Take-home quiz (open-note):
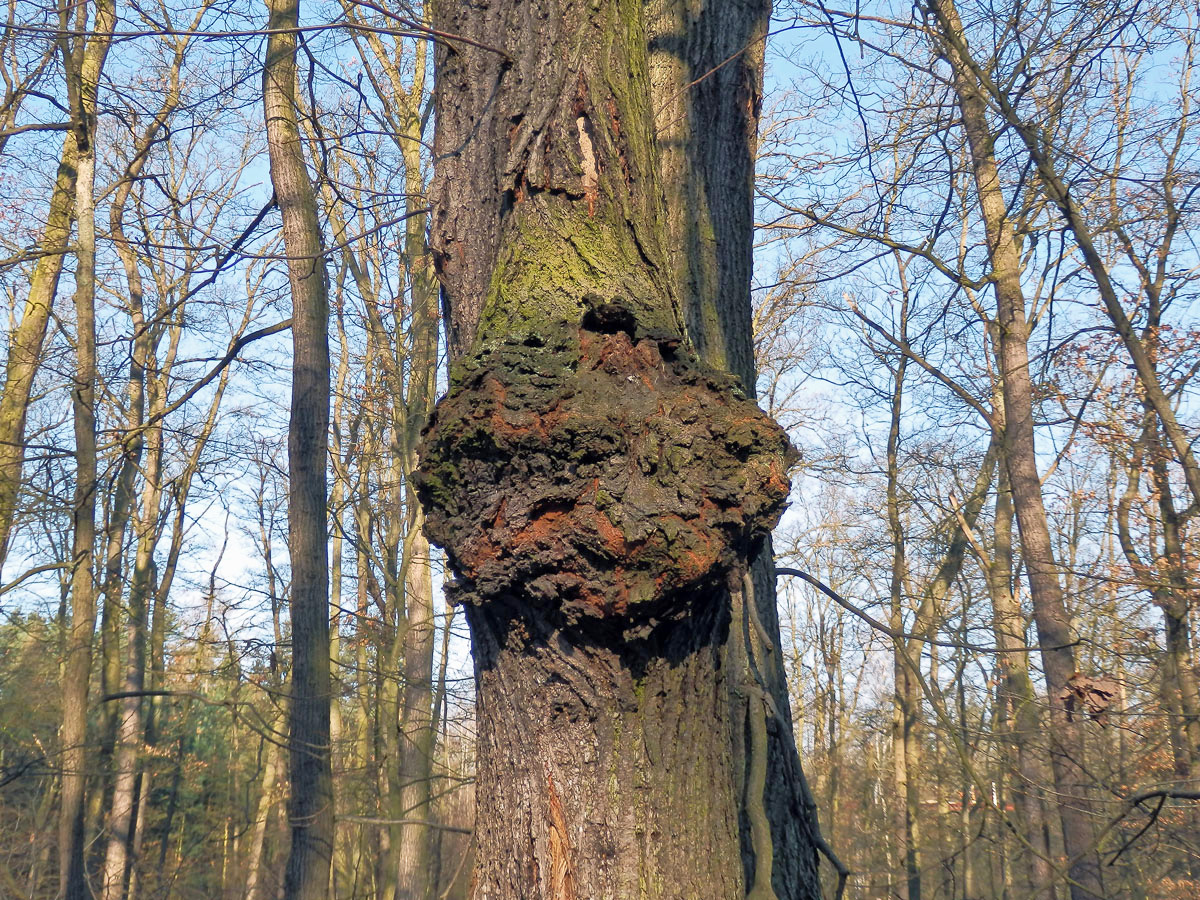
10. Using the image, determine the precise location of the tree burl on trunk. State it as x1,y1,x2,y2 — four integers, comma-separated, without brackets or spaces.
417,304,796,638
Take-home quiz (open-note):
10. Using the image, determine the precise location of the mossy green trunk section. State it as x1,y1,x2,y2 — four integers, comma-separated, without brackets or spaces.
431,0,677,356
427,0,801,896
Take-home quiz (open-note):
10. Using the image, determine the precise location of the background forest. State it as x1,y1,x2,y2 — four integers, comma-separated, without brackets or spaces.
0,1,1197,899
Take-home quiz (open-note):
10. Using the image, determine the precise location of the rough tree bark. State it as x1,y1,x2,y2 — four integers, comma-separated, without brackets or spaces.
262,0,334,897
423,0,810,896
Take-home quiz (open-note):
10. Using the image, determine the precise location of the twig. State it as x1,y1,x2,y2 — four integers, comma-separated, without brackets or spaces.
775,566,1070,654
338,815,472,835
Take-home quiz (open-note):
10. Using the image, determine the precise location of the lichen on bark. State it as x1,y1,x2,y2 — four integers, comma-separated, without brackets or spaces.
416,303,796,636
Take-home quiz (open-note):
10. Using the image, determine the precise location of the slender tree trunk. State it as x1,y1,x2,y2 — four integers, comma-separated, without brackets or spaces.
329,431,345,898
886,335,922,900
97,88,175,781
99,599,146,900
932,3,1105,894
97,89,185,896
246,741,283,900
988,463,1054,897
394,86,440,900
62,126,100,900
100,405,163,900
393,520,436,900
929,5,1200,512
378,557,403,900
262,1,334,897
957,661,974,900
1150,436,1200,771
0,134,76,564
58,0,115,883
353,522,374,899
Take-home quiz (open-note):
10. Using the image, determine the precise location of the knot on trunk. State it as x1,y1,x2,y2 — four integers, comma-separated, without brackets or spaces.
416,323,796,629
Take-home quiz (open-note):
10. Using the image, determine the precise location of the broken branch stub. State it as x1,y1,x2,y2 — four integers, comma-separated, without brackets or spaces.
416,315,797,632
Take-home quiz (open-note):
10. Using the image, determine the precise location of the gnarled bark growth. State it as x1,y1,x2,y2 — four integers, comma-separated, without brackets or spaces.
421,315,793,628
417,314,795,895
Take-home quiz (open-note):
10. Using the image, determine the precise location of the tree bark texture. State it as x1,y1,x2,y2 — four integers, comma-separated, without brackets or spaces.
426,0,804,895
644,5,819,894
263,1,335,898
645,0,766,392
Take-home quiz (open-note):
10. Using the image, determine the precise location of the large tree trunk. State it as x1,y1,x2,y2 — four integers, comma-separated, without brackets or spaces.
425,0,803,895
262,1,334,897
